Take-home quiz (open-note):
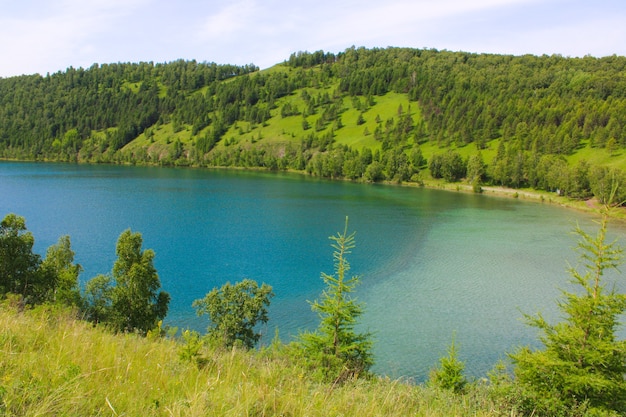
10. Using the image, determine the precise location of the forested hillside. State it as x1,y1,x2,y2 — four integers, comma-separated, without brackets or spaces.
2,47,626,201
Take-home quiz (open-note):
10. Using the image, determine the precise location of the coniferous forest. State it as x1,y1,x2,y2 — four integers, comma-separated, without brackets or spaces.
2,47,626,202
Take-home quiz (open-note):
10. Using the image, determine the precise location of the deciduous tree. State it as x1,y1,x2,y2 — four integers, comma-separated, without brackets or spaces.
84,229,170,334
193,279,273,349
466,152,485,190
40,235,82,306
0,214,43,302
110,229,170,333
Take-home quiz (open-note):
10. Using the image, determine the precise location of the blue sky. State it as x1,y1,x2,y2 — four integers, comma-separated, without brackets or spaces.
1,0,625,77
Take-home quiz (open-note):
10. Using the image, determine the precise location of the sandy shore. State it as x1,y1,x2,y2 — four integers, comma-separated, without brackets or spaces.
415,180,626,222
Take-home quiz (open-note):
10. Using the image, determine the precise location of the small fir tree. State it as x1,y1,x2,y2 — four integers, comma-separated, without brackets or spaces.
297,217,373,382
429,335,468,394
510,205,626,415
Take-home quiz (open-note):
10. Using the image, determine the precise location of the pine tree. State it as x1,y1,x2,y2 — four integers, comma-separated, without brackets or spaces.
510,204,626,415
297,217,373,382
429,336,467,394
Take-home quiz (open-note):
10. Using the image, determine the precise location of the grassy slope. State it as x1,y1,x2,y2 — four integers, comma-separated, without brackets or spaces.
123,64,417,156
567,139,626,168
0,305,509,416
216,87,419,155
128,85,622,168
122,64,626,177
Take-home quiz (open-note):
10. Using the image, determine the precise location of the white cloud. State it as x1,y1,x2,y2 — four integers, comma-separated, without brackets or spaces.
498,16,626,57
1,0,625,77
227,0,547,64
0,0,149,76
198,0,257,39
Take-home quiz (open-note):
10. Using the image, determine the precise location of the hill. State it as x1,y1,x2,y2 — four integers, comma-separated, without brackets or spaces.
2,47,626,201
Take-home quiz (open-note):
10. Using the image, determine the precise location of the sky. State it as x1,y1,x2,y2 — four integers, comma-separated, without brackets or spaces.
1,0,625,78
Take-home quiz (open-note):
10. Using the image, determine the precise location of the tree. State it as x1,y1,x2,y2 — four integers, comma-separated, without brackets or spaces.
0,214,43,302
1,215,81,306
606,136,618,156
193,279,273,349
85,229,170,333
429,153,444,179
111,229,170,333
590,167,626,205
566,159,592,199
40,235,83,306
489,140,509,186
510,204,626,415
441,150,466,182
429,336,468,394
297,217,373,382
409,144,426,171
466,152,485,191
363,160,384,182
83,274,113,325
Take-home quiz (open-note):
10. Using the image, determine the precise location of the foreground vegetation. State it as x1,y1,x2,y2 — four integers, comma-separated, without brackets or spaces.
0,304,512,417
0,215,505,416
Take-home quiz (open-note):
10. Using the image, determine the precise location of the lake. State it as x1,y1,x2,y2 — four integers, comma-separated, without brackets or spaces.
1,161,624,381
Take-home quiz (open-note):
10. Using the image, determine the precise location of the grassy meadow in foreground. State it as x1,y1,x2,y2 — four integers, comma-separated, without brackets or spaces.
0,304,510,416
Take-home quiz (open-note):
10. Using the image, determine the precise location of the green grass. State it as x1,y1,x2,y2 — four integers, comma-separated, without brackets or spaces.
566,139,626,168
0,304,514,416
130,79,425,157
122,122,195,161
336,93,416,150
209,90,422,157
117,68,626,185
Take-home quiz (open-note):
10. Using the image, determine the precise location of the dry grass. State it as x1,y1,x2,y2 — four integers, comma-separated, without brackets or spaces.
0,304,513,416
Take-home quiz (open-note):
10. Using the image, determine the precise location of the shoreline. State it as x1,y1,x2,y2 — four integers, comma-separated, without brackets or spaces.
399,178,626,222
2,157,623,221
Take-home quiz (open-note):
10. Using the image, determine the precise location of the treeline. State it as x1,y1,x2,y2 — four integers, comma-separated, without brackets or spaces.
0,213,169,334
0,60,259,159
326,47,626,152
2,47,626,201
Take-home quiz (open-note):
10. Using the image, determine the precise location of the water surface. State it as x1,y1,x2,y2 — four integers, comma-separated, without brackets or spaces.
1,161,624,380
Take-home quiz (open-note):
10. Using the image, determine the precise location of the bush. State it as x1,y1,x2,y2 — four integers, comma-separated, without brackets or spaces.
193,279,273,349
429,337,467,394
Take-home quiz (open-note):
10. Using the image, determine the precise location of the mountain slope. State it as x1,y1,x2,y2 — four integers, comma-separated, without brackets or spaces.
2,47,626,201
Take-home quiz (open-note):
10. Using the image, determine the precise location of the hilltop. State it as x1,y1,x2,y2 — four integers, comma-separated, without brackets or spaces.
2,47,626,203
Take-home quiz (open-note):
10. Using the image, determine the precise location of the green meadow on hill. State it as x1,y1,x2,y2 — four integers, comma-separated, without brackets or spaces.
2,47,626,204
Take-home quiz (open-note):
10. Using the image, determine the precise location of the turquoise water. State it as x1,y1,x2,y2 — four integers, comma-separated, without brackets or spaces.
1,161,624,380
